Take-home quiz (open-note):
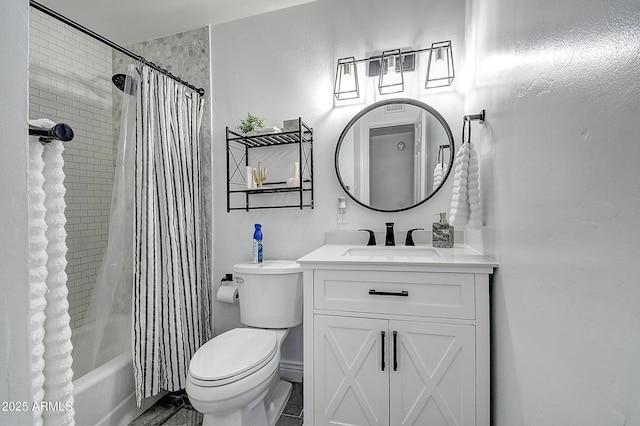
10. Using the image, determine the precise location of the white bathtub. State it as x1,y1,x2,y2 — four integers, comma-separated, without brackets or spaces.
71,318,162,426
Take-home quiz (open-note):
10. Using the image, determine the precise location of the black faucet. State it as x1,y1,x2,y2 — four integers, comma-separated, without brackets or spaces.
385,222,395,246
404,228,424,246
359,229,377,246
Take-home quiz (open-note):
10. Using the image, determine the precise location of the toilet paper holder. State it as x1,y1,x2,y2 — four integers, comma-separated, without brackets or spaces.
218,274,240,304
221,273,244,284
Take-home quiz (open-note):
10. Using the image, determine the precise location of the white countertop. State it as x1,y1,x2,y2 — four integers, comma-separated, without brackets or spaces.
297,244,498,273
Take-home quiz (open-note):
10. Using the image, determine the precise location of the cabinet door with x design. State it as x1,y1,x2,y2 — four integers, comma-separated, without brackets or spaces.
314,315,390,425
390,320,475,426
314,315,475,426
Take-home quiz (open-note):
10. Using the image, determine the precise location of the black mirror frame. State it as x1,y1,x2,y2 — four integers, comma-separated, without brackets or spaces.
334,98,455,212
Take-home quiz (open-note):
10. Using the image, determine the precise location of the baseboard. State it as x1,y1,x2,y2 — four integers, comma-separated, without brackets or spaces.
279,359,303,383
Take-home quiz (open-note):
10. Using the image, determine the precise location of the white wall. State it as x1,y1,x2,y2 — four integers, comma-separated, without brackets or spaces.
0,1,32,425
466,0,640,424
210,0,466,364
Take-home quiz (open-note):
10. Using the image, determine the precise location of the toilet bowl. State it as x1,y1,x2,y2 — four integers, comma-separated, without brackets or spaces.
186,328,289,426
186,260,302,426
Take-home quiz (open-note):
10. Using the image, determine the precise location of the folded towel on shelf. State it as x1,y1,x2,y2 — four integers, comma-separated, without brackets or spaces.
449,142,482,230
255,126,281,134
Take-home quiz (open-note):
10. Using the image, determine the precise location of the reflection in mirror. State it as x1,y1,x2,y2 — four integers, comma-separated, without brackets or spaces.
335,99,454,212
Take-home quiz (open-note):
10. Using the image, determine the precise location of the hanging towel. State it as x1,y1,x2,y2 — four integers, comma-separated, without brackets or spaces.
449,142,482,230
41,141,75,425
29,142,48,426
432,161,448,190
467,143,482,230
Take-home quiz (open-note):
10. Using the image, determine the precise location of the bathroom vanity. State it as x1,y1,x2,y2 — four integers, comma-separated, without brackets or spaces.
298,243,497,426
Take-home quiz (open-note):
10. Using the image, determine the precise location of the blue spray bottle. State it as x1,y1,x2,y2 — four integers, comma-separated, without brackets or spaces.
252,224,263,264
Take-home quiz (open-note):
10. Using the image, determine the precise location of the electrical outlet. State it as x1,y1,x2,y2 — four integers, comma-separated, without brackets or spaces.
337,208,348,224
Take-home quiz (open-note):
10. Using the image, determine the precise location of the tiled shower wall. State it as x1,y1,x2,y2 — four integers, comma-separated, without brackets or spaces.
29,9,114,330
29,12,211,330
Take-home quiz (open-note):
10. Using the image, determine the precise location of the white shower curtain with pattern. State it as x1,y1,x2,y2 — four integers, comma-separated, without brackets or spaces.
132,64,212,406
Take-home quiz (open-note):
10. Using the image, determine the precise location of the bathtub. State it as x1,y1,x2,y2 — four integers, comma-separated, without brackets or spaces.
71,318,162,425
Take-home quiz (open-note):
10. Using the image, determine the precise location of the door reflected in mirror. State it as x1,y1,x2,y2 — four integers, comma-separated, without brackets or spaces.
335,99,454,212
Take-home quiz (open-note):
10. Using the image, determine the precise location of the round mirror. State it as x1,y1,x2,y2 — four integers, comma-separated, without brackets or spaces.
335,98,455,212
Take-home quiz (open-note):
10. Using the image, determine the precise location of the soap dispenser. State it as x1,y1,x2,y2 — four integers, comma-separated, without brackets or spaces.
432,213,454,248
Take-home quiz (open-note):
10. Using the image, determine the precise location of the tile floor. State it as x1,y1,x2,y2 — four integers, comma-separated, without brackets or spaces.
129,381,303,426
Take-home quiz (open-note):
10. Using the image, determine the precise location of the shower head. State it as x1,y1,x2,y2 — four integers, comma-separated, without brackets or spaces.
112,73,136,94
112,73,126,91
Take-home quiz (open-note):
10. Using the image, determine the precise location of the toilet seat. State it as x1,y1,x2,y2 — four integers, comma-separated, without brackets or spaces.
188,328,278,387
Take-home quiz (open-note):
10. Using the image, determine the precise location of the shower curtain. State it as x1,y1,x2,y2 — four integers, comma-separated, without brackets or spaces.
76,66,138,374
77,63,211,407
132,64,212,405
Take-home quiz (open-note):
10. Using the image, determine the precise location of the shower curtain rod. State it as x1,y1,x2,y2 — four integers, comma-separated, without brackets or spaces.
29,0,206,97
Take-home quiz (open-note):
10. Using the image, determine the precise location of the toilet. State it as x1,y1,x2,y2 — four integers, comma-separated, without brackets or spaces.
186,260,303,426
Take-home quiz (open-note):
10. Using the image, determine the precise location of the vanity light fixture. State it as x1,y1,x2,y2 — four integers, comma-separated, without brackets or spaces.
333,57,359,100
333,40,454,100
425,40,455,89
378,49,404,95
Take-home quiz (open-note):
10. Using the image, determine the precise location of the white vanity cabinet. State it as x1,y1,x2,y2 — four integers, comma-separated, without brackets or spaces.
298,245,496,426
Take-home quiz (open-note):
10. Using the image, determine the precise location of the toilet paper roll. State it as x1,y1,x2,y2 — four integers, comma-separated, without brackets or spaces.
217,284,239,304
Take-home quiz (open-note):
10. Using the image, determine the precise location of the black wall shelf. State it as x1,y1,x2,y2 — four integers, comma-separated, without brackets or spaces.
226,118,314,212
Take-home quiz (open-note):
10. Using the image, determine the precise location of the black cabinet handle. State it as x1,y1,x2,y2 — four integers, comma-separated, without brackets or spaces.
381,331,386,371
369,289,409,297
393,331,398,371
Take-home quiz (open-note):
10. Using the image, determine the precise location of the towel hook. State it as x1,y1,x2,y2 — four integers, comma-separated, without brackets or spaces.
462,109,486,145
462,119,471,145
29,122,74,145
438,144,449,166
464,110,486,123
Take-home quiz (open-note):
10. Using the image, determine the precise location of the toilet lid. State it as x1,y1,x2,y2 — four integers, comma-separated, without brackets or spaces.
189,328,277,385
233,260,301,274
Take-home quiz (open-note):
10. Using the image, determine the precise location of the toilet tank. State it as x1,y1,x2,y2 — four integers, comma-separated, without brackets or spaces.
232,260,302,328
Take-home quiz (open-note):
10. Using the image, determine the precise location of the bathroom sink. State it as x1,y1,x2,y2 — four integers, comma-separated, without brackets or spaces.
342,246,440,260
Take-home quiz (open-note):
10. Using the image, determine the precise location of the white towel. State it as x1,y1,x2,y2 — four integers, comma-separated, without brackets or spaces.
467,145,482,230
29,118,56,129
41,141,75,426
432,161,448,190
29,142,48,426
449,142,482,230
